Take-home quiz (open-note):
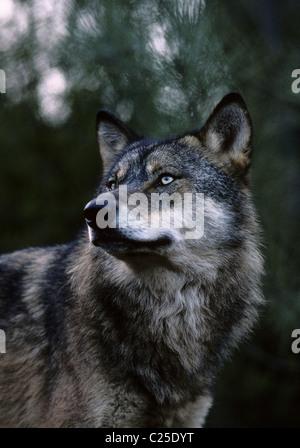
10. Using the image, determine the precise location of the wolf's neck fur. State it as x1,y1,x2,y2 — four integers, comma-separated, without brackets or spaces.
68,238,261,405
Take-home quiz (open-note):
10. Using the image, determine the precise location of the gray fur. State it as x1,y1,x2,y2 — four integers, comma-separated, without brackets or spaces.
0,93,263,427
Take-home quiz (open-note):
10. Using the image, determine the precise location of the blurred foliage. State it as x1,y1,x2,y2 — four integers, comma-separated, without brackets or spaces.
0,0,300,427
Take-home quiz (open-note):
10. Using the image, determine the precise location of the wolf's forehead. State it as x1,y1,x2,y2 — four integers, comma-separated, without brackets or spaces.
114,146,142,177
114,142,175,178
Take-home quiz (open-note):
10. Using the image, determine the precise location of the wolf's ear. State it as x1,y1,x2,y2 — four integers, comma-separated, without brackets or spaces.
200,93,253,174
96,110,140,169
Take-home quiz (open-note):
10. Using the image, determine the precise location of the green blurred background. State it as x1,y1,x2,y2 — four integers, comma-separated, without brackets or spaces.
0,0,299,427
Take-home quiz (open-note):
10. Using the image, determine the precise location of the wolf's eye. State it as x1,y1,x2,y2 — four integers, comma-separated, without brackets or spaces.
160,174,174,185
106,179,118,191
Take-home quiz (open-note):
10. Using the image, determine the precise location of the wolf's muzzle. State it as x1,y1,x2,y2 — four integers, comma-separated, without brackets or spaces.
84,199,103,230
84,197,174,254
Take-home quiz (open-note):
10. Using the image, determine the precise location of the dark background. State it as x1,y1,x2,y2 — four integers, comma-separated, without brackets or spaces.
0,0,299,427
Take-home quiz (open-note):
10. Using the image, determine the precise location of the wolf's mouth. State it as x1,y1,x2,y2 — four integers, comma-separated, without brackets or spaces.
90,229,173,255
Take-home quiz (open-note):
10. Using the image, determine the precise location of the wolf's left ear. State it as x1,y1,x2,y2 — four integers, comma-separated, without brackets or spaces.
96,110,140,169
200,93,253,174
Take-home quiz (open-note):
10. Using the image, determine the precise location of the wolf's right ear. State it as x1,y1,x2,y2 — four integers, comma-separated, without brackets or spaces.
199,93,253,177
96,110,140,169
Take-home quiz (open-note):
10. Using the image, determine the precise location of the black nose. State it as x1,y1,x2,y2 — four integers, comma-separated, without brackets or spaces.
84,199,103,229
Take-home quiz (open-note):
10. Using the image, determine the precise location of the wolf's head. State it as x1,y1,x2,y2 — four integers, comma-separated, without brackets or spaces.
84,93,257,274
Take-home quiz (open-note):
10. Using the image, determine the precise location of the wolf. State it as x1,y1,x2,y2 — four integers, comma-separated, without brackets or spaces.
0,92,263,428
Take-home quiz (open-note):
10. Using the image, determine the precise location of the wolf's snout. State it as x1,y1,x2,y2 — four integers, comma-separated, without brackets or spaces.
84,199,103,229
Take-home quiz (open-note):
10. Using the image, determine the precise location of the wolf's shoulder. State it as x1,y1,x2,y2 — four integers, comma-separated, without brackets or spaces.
0,243,77,300
0,242,76,266
0,243,78,329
